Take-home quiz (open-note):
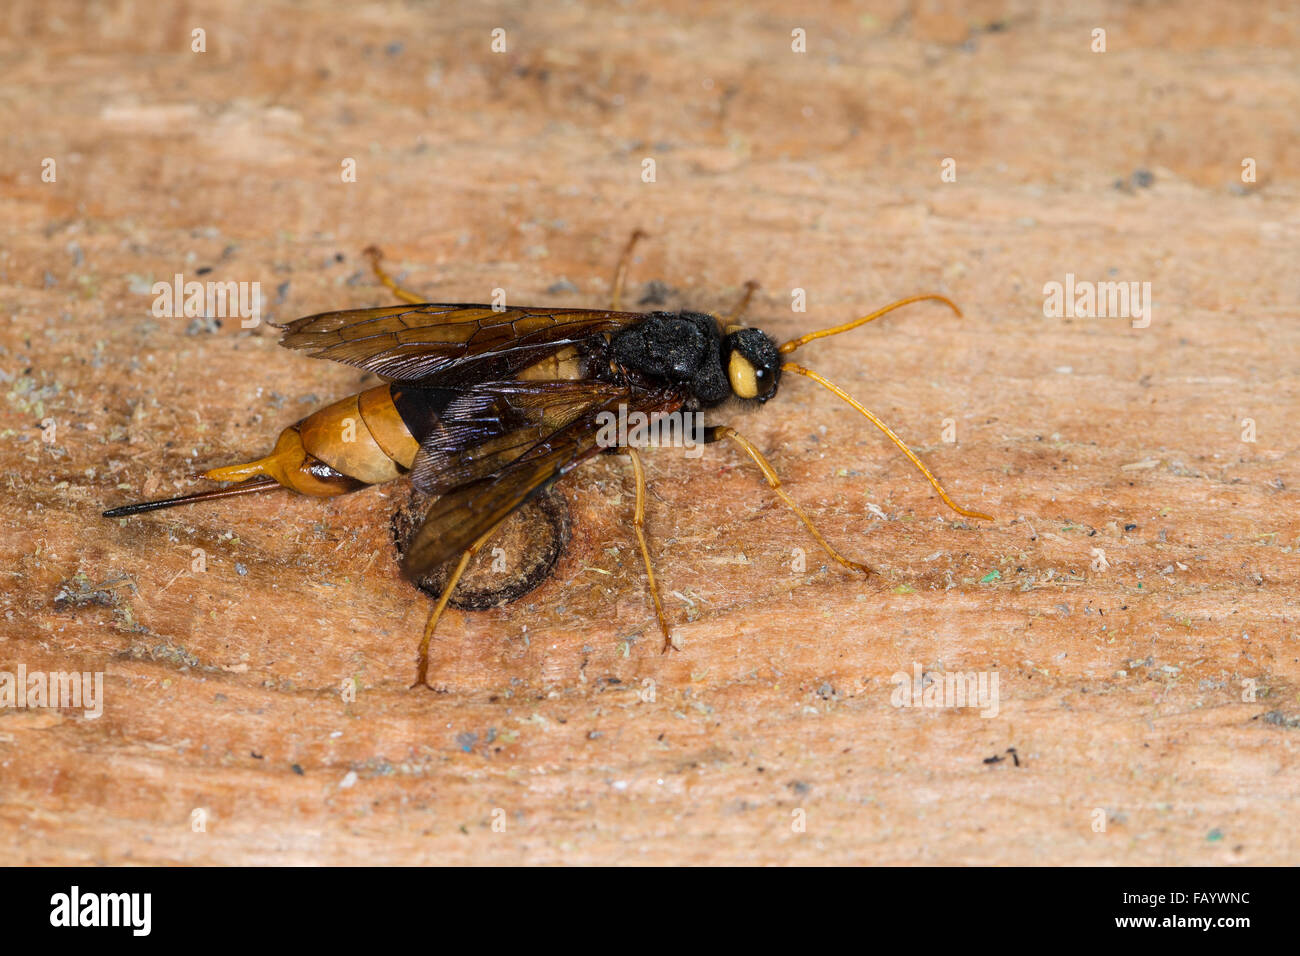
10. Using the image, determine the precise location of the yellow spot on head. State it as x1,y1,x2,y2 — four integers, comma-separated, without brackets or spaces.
728,351,759,398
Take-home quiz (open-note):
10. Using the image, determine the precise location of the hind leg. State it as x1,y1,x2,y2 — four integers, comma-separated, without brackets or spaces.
363,246,426,304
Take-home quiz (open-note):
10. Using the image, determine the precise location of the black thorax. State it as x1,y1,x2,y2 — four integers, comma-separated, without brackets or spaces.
599,311,730,407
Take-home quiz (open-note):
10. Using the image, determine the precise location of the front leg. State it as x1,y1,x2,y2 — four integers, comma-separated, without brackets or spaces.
705,425,872,576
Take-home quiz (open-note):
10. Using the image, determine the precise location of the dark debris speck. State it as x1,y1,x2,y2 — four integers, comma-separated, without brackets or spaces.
1256,710,1300,729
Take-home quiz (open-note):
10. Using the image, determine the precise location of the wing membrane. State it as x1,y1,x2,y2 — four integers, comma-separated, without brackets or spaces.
402,390,682,577
276,299,689,581
408,380,629,495
276,303,641,385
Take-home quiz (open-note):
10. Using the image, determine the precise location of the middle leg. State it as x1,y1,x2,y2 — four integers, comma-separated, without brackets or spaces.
625,446,674,652
610,229,648,311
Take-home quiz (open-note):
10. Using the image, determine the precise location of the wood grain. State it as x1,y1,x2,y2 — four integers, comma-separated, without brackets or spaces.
2,0,1297,865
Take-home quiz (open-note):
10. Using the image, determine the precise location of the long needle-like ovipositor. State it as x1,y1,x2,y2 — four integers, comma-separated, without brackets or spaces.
102,477,283,518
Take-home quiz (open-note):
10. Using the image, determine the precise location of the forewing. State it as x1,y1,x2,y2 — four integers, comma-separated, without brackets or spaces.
401,408,604,578
276,303,641,385
401,390,682,578
408,380,629,496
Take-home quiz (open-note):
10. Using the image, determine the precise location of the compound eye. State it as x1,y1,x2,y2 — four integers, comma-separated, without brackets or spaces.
728,351,760,398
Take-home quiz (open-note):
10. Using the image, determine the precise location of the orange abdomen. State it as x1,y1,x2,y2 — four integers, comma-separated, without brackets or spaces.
298,385,421,483
202,385,420,496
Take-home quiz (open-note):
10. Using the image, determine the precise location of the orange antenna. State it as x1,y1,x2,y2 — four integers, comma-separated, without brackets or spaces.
781,362,992,521
778,294,961,354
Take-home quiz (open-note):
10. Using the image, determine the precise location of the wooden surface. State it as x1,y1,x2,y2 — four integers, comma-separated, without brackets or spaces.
3,0,1298,865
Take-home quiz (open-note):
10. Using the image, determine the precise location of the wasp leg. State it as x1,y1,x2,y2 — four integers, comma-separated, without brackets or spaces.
610,229,647,311
363,245,427,305
626,446,674,652
412,521,505,689
723,280,760,326
707,425,872,576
